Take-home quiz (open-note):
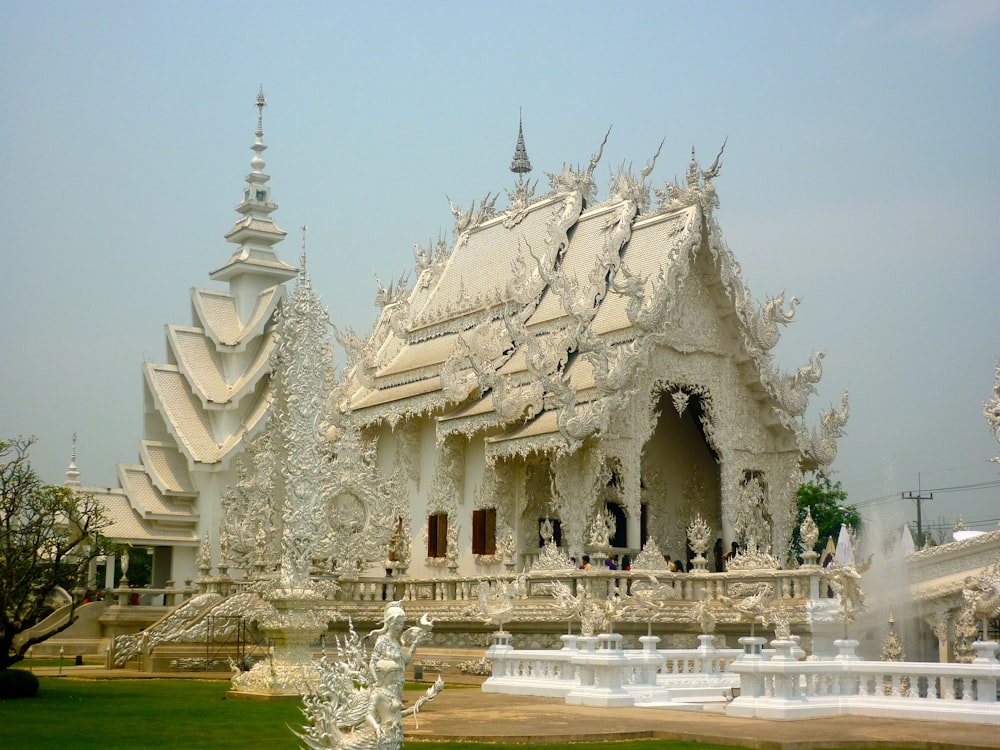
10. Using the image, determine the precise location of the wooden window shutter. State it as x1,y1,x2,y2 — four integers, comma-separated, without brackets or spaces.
428,513,448,558
472,509,485,555
485,507,496,555
473,508,497,555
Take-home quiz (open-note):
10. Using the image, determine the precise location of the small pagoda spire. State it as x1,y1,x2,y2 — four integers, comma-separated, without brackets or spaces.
65,432,81,488
256,85,266,139
509,109,532,183
211,86,295,287
300,223,308,270
251,85,267,175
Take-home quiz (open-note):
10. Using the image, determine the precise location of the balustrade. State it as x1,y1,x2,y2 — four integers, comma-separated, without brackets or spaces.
110,584,196,606
728,644,1000,722
333,567,824,605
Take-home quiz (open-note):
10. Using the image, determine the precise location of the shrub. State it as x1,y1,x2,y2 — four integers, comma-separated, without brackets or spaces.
0,668,40,699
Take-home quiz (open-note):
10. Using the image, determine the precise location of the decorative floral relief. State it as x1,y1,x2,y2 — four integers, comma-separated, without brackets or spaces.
631,536,670,571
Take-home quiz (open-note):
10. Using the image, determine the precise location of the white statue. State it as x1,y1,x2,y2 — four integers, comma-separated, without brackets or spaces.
298,601,442,750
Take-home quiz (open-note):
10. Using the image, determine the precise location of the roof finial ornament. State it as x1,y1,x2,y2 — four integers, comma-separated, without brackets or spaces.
300,223,308,271
249,87,268,176
509,108,532,183
65,432,81,488
256,85,266,139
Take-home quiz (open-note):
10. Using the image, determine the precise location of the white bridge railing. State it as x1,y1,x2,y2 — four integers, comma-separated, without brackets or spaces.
482,632,741,707
480,633,1000,722
727,639,1000,724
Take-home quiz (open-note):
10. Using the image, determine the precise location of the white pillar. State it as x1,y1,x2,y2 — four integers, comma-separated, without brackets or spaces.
626,511,641,551
104,555,116,589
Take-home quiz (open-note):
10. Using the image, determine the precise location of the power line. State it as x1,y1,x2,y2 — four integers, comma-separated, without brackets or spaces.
851,478,1000,508
921,480,1000,494
841,462,999,493
853,493,898,507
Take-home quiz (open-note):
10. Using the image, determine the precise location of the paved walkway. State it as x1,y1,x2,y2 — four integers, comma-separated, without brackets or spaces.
406,689,1000,750
36,666,1000,749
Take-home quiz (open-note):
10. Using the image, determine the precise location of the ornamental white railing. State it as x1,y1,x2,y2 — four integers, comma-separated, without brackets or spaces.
727,639,1000,723
482,632,741,706
481,632,1000,721
334,567,829,604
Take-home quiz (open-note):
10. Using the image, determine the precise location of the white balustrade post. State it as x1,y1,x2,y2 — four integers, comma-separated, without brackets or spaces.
635,635,664,687
833,638,860,661
696,633,719,673
574,635,597,688
566,633,634,707
485,631,513,680
558,635,578,684
972,640,1000,664
737,636,767,662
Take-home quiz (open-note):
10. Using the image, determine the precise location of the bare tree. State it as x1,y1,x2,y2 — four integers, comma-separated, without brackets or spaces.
1,436,113,669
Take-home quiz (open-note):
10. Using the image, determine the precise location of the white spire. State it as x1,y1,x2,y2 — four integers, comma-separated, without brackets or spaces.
65,432,81,488
509,108,532,182
300,223,308,271
210,87,295,286
250,85,267,177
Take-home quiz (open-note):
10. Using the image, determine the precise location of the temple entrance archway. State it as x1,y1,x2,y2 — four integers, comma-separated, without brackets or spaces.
640,387,721,563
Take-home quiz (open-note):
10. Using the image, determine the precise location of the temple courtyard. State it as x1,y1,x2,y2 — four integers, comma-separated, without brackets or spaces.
12,665,1000,750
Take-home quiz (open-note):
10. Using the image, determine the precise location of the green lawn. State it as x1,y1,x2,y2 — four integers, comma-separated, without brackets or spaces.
0,676,908,750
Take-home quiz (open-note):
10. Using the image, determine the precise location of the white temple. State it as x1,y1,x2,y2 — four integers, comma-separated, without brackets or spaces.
78,90,297,587
79,97,854,587
321,126,848,579
48,96,1000,684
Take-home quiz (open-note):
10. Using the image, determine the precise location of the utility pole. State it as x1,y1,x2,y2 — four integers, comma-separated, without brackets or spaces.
902,474,933,544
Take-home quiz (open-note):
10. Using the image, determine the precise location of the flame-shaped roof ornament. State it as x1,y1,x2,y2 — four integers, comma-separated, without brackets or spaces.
509,109,532,182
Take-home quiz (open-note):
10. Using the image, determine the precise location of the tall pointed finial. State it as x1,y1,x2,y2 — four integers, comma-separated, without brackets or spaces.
509,108,532,183
65,432,81,488
256,85,266,139
300,223,308,270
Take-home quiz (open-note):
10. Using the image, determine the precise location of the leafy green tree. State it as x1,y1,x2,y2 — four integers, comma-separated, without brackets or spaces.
1,436,113,669
790,477,861,562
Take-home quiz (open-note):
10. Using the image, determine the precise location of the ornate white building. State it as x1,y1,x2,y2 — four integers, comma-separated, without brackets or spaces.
324,127,848,579
49,102,1000,669
81,91,296,586
83,100,849,588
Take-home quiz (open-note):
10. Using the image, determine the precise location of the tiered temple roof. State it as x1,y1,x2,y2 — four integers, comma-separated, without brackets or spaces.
84,90,295,550
342,134,842,468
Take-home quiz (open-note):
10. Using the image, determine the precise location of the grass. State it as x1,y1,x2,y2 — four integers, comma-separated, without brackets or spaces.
0,678,730,750
0,677,914,750
0,677,302,750
12,657,101,669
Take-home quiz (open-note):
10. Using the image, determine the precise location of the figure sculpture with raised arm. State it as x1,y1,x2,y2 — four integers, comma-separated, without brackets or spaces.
297,601,443,750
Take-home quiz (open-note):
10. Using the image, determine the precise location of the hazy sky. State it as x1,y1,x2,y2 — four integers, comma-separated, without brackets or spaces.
2,1,998,538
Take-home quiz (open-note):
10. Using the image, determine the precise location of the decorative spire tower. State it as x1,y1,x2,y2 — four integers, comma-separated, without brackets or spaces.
211,87,296,316
509,109,532,183
65,432,81,488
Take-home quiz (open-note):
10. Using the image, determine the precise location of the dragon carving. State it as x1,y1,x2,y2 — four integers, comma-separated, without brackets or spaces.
804,391,850,467
985,359,1000,460
763,351,826,417
745,291,799,356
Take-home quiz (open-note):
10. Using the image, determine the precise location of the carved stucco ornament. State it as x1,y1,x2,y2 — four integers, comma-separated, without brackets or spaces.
799,507,820,565
986,358,1000,463
630,536,670,571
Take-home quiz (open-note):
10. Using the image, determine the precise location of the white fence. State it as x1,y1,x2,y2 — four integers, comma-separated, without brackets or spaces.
481,633,1000,723
728,639,1000,724
482,632,741,707
336,567,829,604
